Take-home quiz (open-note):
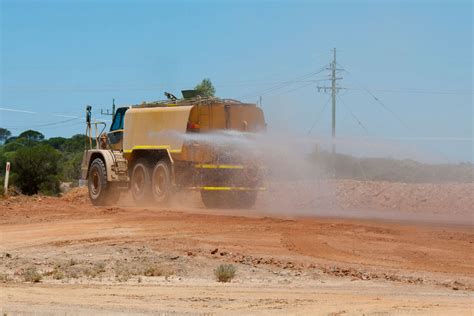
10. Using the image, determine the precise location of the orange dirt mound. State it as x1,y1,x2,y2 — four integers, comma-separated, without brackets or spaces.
61,186,89,203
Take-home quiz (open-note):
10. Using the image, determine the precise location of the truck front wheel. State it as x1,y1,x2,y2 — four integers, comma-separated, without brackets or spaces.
88,158,119,206
131,160,151,204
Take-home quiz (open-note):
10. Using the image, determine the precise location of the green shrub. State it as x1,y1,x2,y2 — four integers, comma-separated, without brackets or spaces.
38,175,60,196
61,151,83,181
12,144,61,195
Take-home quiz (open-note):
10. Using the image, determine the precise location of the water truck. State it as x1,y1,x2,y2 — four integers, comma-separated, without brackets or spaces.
81,92,266,208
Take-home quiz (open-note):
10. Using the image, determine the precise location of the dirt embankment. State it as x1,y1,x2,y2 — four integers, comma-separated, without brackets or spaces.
258,180,474,223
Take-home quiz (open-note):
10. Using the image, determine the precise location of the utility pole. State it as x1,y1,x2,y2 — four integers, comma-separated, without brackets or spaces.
331,48,337,154
317,48,344,154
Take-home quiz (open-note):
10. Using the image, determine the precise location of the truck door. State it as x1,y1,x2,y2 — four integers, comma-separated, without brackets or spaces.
108,107,128,150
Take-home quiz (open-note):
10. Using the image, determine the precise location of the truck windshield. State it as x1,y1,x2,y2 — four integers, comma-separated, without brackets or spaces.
110,108,128,131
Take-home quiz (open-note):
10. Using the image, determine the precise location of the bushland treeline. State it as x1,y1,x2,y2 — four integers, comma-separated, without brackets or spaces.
0,128,87,195
309,150,473,183
0,127,472,196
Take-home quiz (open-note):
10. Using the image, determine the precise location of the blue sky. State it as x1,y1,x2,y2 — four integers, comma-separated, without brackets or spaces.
1,0,472,162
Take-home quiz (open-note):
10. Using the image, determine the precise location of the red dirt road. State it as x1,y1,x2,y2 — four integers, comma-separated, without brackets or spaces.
1,180,473,315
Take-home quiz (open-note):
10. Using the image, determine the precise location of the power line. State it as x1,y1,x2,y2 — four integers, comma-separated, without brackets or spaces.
3,79,338,92
272,80,328,97
239,66,329,100
345,87,473,95
0,107,81,118
356,136,474,141
1,106,108,119
308,96,331,135
337,95,369,135
359,86,410,130
0,107,110,133
5,117,81,129
240,71,326,100
28,117,81,128
337,63,459,163
4,120,86,131
336,62,411,130
5,82,470,95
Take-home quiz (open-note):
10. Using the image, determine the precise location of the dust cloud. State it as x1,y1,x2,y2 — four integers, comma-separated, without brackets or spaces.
169,129,473,223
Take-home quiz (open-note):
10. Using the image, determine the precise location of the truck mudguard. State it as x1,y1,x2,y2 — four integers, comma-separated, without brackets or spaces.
81,149,121,182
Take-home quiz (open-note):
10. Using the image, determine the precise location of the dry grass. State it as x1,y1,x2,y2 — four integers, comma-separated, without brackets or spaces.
45,260,91,280
23,266,42,283
83,261,106,278
113,261,173,282
51,268,65,280
113,262,134,281
0,272,10,283
68,258,78,266
214,264,236,282
143,264,170,277
3,256,175,283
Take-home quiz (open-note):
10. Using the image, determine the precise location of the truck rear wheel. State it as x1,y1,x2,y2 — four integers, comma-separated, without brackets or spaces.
200,191,224,208
131,160,151,204
151,160,172,204
88,158,119,206
233,191,257,208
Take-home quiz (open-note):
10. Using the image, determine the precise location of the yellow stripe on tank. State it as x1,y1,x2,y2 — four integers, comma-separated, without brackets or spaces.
123,145,181,154
198,186,266,191
194,164,244,169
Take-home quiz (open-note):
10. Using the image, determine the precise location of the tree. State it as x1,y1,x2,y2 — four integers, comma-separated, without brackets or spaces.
46,137,67,150
0,151,7,178
194,78,216,97
4,136,18,145
0,128,11,144
46,134,86,152
18,130,45,143
63,134,87,152
2,137,29,152
11,144,61,195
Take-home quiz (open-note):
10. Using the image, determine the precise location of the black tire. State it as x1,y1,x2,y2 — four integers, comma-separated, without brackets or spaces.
151,160,172,204
131,159,152,204
200,191,224,208
234,191,257,209
105,183,121,205
201,190,257,209
88,158,119,206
